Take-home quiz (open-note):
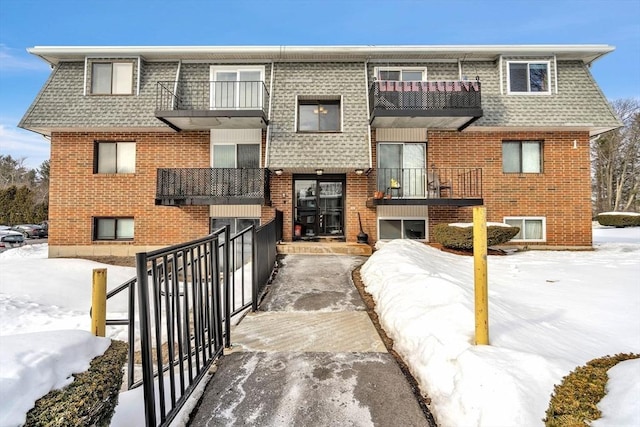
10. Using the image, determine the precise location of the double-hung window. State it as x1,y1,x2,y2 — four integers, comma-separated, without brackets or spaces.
508,62,550,94
91,62,134,95
95,142,136,174
504,217,546,242
94,217,134,241
502,141,542,173
297,99,341,132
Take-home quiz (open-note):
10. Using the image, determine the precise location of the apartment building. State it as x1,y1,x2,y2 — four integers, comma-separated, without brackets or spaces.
19,45,620,257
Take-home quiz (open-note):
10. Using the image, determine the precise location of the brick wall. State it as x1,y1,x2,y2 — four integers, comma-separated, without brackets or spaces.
49,131,211,254
427,130,593,247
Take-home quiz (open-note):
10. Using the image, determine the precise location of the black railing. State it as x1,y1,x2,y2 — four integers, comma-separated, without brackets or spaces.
369,80,481,114
156,80,269,114
156,168,271,205
102,213,283,426
376,167,482,199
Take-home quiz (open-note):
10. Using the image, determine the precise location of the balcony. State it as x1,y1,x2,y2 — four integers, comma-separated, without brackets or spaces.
369,81,483,130
155,81,269,131
155,168,271,206
369,167,483,207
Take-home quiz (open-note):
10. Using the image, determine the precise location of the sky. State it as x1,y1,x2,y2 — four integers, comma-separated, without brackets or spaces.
0,0,639,169
1,226,639,426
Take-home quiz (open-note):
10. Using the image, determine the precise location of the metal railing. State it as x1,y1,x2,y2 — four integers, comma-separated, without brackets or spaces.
156,80,269,114
103,212,283,426
376,167,482,199
369,80,481,115
156,168,271,205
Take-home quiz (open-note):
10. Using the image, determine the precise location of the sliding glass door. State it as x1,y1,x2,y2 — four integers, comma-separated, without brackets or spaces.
378,143,426,198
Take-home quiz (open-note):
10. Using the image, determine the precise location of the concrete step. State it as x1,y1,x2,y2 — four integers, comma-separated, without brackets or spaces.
276,242,372,256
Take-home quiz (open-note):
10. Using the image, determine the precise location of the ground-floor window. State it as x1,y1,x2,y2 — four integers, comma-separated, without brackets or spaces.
378,218,426,240
210,218,259,234
503,216,546,242
93,217,134,241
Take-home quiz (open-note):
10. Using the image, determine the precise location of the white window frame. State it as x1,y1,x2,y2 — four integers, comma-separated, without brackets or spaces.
506,61,551,95
377,217,427,241
95,142,136,174
295,95,343,133
503,216,546,242
375,67,427,81
209,65,265,110
93,217,134,241
90,61,134,95
211,142,261,168
502,140,543,174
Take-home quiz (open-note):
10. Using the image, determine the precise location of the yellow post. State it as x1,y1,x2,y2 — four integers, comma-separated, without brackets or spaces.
473,206,489,345
91,268,107,337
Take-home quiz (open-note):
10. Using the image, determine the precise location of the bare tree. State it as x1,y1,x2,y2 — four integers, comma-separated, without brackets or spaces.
592,98,640,213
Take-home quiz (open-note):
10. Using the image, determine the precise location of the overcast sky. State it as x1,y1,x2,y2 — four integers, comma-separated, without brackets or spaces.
1,0,638,169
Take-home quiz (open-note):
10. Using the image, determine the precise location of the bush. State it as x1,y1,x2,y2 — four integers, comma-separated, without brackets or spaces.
544,353,639,427
432,223,520,250
24,340,128,427
596,212,640,227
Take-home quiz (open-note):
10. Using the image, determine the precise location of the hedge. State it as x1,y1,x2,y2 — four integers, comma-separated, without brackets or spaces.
596,213,640,227
432,224,520,250
24,340,128,427
544,353,640,427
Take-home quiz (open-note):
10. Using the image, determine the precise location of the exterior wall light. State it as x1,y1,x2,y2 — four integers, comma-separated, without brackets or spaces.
316,169,323,175
274,169,283,175
355,169,364,175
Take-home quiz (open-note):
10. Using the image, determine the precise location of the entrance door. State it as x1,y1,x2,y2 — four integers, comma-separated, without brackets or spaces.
294,177,344,240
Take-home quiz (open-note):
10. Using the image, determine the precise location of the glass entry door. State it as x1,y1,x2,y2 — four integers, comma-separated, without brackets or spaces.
294,177,344,240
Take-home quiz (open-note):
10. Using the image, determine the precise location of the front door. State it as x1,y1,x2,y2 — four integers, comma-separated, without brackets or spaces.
294,176,344,240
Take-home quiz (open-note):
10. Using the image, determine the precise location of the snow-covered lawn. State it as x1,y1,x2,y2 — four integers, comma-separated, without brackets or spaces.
0,226,638,426
362,226,640,426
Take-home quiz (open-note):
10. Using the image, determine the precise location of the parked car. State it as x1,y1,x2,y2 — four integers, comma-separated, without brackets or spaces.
0,230,25,252
11,224,47,239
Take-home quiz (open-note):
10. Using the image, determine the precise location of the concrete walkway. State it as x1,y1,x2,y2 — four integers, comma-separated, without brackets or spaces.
188,255,430,426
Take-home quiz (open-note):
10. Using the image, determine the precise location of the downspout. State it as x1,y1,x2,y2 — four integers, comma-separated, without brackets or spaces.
553,54,558,95
499,55,503,95
136,56,141,96
265,61,275,168
364,59,372,170
173,60,181,110
83,57,88,96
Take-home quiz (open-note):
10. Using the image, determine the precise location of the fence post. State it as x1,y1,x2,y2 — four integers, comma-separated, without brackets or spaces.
224,225,232,348
473,206,489,345
91,269,107,337
252,225,259,311
136,251,157,426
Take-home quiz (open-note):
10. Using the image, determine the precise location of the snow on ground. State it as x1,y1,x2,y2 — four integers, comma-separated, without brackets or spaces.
0,228,639,426
362,226,640,427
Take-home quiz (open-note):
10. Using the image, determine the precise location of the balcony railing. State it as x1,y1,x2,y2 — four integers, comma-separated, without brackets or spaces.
374,167,482,206
157,80,269,113
369,81,483,130
156,168,270,206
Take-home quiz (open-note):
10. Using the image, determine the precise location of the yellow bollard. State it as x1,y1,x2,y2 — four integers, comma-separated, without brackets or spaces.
91,268,107,337
473,206,489,345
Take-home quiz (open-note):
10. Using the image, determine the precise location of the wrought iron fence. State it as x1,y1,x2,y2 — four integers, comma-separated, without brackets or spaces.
102,212,283,426
155,168,270,205
376,167,482,199
156,80,269,114
369,80,481,115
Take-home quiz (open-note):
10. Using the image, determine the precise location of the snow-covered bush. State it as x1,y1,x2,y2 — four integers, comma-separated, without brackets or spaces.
596,212,640,227
432,223,520,250
24,340,127,427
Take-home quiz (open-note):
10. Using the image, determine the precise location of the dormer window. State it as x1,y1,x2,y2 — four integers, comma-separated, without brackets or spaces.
508,61,550,94
91,62,133,95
